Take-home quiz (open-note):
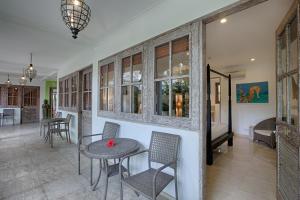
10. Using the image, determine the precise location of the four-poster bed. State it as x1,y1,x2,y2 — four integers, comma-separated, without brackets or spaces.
207,64,233,165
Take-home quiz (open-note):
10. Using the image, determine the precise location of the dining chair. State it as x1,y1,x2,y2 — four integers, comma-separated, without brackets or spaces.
119,131,181,200
3,109,15,126
59,114,72,143
40,111,62,136
47,120,61,148
78,121,120,186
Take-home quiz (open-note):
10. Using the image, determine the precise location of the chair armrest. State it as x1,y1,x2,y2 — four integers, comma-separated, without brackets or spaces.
78,133,103,146
119,149,149,178
152,160,176,197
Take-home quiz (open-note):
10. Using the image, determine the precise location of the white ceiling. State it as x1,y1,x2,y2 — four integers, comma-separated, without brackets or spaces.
206,0,293,70
0,0,161,79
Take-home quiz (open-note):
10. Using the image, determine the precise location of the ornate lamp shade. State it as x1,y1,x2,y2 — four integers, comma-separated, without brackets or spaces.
61,0,91,39
25,53,37,82
5,74,12,87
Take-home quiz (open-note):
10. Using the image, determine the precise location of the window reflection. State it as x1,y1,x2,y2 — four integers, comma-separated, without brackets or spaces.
172,36,189,76
291,74,298,125
155,43,169,78
155,80,169,116
132,85,142,114
171,78,189,117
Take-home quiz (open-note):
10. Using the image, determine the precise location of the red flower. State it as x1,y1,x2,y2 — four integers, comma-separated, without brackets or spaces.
106,139,116,148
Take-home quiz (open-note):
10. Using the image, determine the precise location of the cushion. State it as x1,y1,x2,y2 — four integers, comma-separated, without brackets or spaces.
255,129,273,136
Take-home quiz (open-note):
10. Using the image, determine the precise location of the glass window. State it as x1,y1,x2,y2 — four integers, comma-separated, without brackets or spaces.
155,80,169,116
171,78,189,117
290,73,298,125
7,87,19,106
83,71,92,110
290,17,298,72
59,81,63,107
64,79,69,107
279,34,287,75
121,52,143,114
155,35,190,118
99,63,114,111
282,78,287,122
155,43,169,78
172,36,189,76
71,75,77,108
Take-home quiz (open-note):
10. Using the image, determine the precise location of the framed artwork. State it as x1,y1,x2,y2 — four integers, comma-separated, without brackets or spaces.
236,81,269,103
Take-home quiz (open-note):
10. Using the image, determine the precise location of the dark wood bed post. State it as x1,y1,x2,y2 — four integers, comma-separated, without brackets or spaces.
228,74,233,146
207,64,213,165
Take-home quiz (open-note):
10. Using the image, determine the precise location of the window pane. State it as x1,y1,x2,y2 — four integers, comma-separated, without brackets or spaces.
172,78,189,117
172,36,189,76
100,65,107,87
83,92,89,110
108,88,114,111
121,86,130,113
132,85,142,114
108,63,114,86
155,80,169,116
291,73,298,125
155,43,169,78
279,33,287,75
290,17,298,72
100,89,107,110
71,93,76,107
89,72,92,90
122,57,131,84
132,53,142,82
282,78,287,121
72,76,77,92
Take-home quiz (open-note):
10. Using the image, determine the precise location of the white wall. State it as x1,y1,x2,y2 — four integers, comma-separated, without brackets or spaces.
0,74,46,120
57,0,240,199
231,62,276,136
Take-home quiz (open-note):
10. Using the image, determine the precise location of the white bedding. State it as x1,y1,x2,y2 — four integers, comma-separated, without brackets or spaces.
211,123,228,140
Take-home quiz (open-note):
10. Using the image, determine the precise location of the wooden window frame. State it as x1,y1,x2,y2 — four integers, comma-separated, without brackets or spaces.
82,69,92,111
58,72,79,112
154,35,190,118
7,86,20,107
97,23,201,130
98,56,115,116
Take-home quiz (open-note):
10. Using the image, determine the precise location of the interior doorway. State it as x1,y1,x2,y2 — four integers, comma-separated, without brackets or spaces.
202,0,294,199
78,65,93,144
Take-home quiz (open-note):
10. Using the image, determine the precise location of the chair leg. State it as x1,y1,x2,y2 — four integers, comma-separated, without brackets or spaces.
92,159,102,191
90,159,93,186
78,151,81,175
175,175,179,200
103,160,108,200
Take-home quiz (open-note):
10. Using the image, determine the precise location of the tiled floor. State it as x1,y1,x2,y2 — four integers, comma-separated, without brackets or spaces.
0,124,168,200
205,136,277,200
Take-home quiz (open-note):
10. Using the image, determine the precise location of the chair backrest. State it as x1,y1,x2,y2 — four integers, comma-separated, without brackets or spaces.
3,109,14,116
65,114,72,123
54,112,62,118
148,131,181,168
254,117,276,130
102,122,120,139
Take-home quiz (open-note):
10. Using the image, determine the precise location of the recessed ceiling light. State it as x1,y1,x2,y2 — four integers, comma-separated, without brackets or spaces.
220,18,227,24
250,58,256,62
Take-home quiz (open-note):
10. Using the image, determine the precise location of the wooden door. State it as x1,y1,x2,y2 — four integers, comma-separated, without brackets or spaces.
276,1,300,199
21,86,40,123
79,66,93,143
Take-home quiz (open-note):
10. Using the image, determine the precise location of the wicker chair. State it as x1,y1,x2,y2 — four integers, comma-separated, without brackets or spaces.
253,117,276,148
59,114,72,143
119,131,181,200
78,121,120,186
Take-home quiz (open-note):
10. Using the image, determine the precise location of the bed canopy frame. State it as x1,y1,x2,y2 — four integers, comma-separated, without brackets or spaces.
207,64,233,165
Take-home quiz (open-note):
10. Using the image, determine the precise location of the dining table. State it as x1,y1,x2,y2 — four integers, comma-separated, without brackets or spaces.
84,138,140,200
